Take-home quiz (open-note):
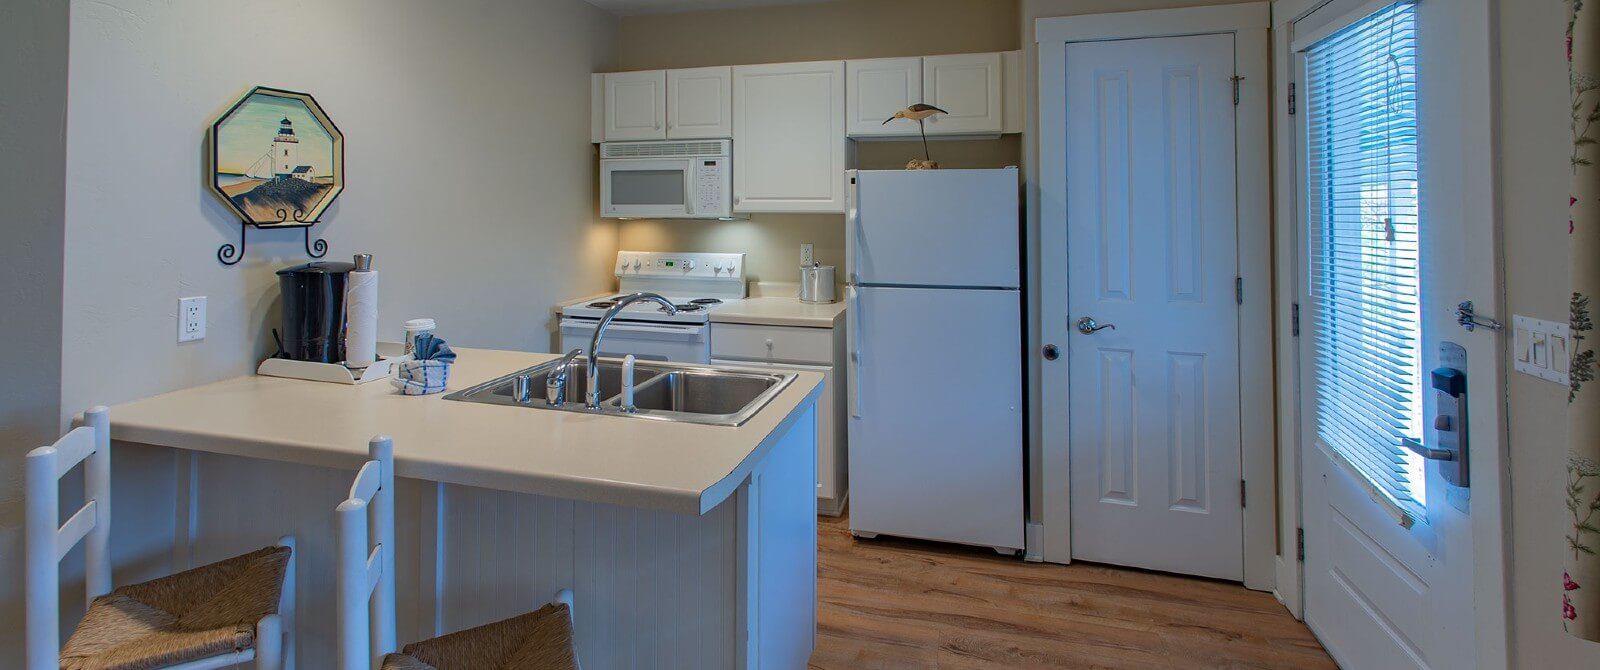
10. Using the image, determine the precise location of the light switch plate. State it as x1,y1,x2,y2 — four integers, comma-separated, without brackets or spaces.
179,296,206,342
1513,314,1568,385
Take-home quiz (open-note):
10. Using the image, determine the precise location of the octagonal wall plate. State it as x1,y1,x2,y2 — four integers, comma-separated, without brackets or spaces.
207,86,344,227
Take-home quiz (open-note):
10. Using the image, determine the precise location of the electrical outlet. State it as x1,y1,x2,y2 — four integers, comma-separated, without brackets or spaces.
178,296,206,342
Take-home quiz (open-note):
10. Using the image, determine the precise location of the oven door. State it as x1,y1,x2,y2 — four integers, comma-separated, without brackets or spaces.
559,318,711,364
601,158,691,218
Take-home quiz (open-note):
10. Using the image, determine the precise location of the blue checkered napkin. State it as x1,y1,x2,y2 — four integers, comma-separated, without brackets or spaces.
392,359,450,395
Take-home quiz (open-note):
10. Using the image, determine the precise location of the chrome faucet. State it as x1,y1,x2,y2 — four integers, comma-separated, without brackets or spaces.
546,348,584,406
587,292,677,409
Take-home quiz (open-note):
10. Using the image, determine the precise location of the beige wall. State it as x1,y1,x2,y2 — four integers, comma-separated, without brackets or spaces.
0,0,68,660
58,0,619,427
612,0,1022,284
1497,0,1600,664
0,1,618,660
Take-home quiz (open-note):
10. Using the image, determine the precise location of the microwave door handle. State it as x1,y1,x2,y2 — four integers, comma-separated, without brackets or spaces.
684,173,694,216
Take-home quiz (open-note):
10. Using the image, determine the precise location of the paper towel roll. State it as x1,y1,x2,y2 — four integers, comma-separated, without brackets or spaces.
345,267,379,368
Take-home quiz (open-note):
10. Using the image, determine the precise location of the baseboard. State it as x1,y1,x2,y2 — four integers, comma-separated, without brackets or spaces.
817,489,849,517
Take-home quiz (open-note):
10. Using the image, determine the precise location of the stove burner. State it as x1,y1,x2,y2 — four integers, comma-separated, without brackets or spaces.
689,298,723,305
586,301,617,309
662,303,705,313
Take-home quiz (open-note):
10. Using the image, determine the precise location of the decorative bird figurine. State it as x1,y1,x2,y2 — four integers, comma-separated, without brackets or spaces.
883,103,949,169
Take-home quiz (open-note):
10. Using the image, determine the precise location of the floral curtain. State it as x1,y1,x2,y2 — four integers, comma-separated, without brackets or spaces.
1567,0,1600,641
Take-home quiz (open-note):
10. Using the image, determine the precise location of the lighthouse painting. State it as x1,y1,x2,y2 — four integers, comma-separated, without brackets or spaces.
208,87,343,226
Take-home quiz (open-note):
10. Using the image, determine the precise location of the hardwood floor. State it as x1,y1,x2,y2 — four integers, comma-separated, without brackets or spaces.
811,513,1336,669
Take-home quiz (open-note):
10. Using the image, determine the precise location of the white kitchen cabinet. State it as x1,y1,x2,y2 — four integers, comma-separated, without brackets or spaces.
921,52,1003,136
667,66,732,139
732,61,848,213
714,321,849,516
603,70,667,141
846,57,923,138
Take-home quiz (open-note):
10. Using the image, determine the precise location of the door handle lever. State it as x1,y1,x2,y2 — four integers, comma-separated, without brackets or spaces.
1401,437,1454,461
1076,317,1116,335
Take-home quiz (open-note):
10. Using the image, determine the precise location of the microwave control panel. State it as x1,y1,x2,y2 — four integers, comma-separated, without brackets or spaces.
693,158,727,216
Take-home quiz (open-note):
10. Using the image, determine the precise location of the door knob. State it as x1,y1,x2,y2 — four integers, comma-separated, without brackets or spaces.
1076,316,1116,335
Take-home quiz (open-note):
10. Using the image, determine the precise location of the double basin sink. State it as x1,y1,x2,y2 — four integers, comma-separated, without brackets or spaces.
444,358,795,427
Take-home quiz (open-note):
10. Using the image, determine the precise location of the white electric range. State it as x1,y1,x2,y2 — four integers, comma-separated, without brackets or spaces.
560,251,747,363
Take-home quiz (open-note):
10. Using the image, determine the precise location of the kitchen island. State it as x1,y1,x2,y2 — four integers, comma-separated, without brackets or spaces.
102,347,822,669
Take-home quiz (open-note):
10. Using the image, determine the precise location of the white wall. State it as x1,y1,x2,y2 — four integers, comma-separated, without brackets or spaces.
59,0,620,419
0,0,68,661
1498,0,1600,664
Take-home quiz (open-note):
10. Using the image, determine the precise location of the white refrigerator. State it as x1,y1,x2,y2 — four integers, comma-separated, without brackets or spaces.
845,168,1025,552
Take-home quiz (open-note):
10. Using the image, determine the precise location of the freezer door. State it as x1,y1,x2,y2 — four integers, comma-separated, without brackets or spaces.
848,168,1019,288
846,285,1024,550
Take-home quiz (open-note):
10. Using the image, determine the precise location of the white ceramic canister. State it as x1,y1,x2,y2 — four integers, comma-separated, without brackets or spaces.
403,318,437,356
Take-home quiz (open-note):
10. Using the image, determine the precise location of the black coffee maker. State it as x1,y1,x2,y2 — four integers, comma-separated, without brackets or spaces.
276,261,355,363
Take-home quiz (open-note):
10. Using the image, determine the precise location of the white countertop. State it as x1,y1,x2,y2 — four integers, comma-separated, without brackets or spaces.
105,348,823,515
711,295,846,329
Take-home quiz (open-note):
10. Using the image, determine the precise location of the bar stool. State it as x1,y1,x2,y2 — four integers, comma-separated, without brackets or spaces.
26,406,296,670
336,435,579,670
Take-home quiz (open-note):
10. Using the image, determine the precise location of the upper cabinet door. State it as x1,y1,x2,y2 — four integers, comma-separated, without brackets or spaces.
846,57,923,138
733,61,848,213
604,70,667,141
667,66,732,139
922,53,1003,135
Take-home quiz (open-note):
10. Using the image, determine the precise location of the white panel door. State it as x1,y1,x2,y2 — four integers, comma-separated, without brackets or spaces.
1294,1,1497,667
667,66,731,139
849,168,1019,288
846,286,1024,551
732,61,847,213
846,57,923,137
922,52,1002,135
604,70,667,141
1064,33,1244,580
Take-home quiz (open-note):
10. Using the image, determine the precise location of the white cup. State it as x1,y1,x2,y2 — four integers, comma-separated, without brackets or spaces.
403,318,437,357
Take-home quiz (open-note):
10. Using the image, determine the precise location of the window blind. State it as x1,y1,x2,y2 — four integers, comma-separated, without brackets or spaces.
1304,1,1425,510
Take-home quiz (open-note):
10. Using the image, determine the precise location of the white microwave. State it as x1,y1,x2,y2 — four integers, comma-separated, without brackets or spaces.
600,140,733,219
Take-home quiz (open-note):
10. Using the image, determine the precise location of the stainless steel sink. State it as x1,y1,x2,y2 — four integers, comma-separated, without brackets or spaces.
444,359,795,427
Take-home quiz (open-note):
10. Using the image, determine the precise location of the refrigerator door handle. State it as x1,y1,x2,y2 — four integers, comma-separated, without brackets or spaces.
845,171,863,419
847,283,862,418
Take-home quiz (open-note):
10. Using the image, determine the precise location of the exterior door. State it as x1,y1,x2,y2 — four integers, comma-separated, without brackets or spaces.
1063,33,1245,580
1292,0,1501,667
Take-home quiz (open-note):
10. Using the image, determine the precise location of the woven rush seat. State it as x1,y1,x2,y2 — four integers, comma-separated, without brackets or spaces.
379,602,577,670
58,545,292,670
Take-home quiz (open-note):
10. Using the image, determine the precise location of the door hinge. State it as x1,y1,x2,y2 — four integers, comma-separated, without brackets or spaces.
1240,479,1247,508
1296,528,1306,561
1288,82,1297,115
1235,277,1244,305
1291,302,1301,337
1232,75,1243,105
